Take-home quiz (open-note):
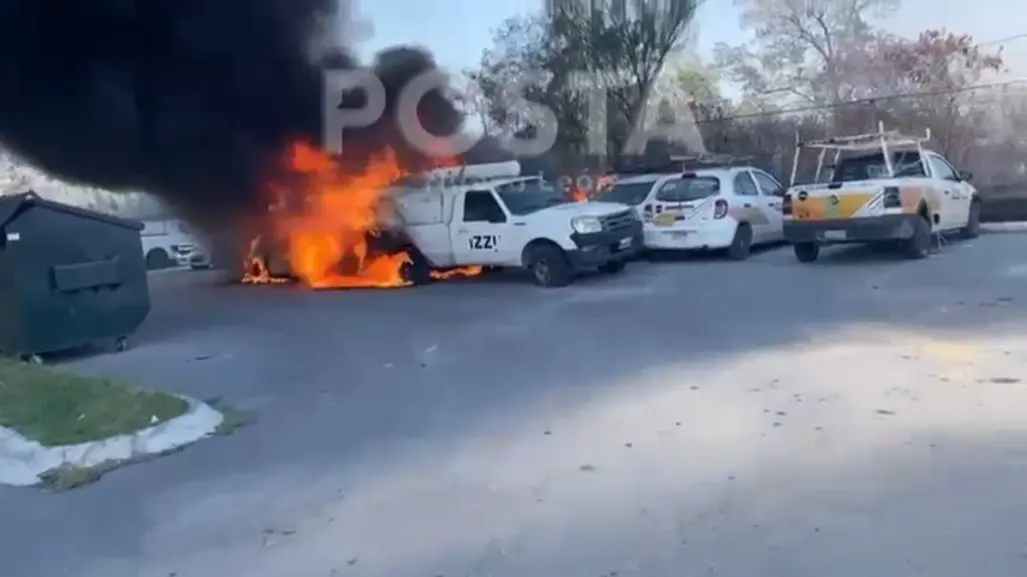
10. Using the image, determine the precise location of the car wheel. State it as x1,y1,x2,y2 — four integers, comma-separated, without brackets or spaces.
727,224,752,260
527,244,571,287
145,249,173,270
793,243,819,263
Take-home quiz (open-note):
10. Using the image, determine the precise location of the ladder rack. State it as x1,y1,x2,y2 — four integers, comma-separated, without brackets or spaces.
797,122,931,151
790,121,933,185
670,152,755,167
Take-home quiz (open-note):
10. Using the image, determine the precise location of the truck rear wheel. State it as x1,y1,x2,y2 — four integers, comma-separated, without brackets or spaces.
526,244,571,287
793,242,819,263
902,213,931,259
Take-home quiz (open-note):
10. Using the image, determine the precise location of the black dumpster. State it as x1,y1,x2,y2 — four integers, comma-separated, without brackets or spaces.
0,191,150,358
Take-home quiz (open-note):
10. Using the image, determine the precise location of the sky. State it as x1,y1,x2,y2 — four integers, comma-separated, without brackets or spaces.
352,0,1027,77
8,0,1025,214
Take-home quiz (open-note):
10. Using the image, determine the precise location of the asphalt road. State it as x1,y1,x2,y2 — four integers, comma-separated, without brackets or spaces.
5,235,1027,577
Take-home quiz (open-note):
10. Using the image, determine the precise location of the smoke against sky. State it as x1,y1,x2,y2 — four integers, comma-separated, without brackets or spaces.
0,0,463,229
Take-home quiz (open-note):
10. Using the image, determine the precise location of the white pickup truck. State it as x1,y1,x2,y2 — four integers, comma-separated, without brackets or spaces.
379,162,643,286
782,126,980,261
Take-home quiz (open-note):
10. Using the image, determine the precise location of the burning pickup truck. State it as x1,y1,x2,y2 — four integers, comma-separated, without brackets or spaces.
236,144,641,288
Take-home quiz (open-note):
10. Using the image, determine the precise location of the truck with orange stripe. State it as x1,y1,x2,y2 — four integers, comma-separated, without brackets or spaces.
782,125,980,262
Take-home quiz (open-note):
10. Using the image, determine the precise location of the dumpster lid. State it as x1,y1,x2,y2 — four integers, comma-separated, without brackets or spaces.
0,190,144,231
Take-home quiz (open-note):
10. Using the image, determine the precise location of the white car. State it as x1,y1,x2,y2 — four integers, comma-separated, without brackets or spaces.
594,166,786,259
140,218,200,269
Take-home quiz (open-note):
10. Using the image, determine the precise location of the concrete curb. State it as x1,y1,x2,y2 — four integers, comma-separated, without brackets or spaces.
0,397,223,486
982,222,1027,233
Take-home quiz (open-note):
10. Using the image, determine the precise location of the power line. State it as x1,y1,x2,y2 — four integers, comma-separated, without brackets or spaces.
694,28,1027,124
751,31,1026,98
693,79,1027,125
979,32,1027,47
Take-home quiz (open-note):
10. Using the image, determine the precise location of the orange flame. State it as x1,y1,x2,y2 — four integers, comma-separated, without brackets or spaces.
239,142,416,288
430,265,483,280
241,236,289,284
281,142,412,288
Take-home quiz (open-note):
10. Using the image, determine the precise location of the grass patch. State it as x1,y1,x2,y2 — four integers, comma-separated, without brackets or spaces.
0,357,188,446
39,461,119,490
37,397,252,491
205,397,254,435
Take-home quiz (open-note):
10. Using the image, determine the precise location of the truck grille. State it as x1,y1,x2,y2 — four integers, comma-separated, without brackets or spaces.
600,210,635,232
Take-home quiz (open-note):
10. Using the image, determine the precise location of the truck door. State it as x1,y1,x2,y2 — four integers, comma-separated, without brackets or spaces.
750,170,785,242
926,154,967,230
453,189,509,265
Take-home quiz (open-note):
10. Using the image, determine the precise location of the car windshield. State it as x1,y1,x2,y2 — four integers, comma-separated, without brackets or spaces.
832,151,925,182
496,180,571,215
660,177,720,201
594,181,654,205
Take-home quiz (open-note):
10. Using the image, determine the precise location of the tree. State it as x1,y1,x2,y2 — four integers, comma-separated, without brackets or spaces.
645,60,723,153
556,0,699,157
468,0,699,169
870,29,1004,162
713,0,898,110
468,14,590,168
456,74,497,137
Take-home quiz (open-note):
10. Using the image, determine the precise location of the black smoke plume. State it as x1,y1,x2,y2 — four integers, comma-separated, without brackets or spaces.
0,0,464,232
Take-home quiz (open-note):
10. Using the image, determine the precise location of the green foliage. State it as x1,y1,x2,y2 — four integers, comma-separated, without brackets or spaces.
467,0,699,161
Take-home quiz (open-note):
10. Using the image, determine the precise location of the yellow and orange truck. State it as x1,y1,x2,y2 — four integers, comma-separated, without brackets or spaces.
782,123,980,262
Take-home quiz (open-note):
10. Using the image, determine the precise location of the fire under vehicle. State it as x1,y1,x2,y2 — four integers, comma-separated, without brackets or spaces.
243,160,643,287
783,123,981,262
374,161,644,287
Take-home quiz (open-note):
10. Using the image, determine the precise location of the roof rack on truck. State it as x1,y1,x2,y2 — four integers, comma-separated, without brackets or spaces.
669,152,755,169
790,121,932,185
396,160,522,190
613,152,754,176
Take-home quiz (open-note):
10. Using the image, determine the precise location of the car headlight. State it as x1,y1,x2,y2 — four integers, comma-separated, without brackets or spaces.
571,216,602,234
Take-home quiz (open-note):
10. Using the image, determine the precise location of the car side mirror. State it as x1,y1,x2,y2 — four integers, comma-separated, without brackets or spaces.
487,212,506,223
959,170,972,181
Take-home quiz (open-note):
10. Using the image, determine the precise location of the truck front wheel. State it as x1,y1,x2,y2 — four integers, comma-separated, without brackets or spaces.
402,248,432,286
526,244,571,287
960,199,980,239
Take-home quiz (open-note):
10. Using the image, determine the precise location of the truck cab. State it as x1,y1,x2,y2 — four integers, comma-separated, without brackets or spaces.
782,123,980,262
385,165,643,287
